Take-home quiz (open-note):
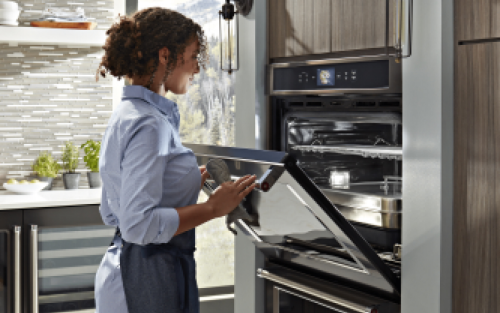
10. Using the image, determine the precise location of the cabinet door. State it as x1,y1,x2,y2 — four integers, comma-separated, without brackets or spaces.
23,206,115,313
331,0,395,53
269,0,315,58
0,211,22,313
453,42,500,313
455,0,500,42
269,0,395,58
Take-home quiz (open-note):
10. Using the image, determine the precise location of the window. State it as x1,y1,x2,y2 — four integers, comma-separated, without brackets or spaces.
134,0,236,291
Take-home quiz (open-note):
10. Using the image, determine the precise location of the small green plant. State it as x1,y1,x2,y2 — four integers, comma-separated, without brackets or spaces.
81,140,101,172
32,151,61,178
61,141,80,173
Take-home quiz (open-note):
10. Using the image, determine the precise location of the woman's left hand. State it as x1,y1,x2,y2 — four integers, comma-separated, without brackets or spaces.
200,165,210,189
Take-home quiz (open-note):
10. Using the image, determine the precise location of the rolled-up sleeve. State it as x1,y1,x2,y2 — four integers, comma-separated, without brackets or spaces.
117,115,180,245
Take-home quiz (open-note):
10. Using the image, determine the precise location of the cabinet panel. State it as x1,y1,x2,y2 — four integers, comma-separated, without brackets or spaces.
0,211,22,313
268,0,395,58
455,0,500,41
453,43,500,313
331,0,393,52
313,0,332,54
269,0,287,58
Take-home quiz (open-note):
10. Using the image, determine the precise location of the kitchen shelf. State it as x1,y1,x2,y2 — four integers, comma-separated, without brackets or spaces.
0,26,106,46
292,145,403,160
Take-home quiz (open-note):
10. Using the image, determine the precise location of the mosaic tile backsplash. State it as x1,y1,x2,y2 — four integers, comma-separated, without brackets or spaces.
0,43,113,189
18,0,114,30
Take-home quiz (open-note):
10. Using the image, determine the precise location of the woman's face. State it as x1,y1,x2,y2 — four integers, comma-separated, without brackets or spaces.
164,39,200,95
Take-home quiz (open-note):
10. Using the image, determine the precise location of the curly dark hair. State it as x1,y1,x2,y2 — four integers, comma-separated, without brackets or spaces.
97,7,208,87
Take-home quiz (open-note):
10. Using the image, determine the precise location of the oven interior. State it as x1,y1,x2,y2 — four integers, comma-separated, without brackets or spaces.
271,96,402,257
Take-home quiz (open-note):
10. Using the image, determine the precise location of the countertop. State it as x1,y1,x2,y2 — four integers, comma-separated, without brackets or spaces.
0,188,101,210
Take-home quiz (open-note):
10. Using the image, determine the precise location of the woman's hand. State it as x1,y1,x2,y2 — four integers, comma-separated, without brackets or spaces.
200,165,210,190
206,175,257,218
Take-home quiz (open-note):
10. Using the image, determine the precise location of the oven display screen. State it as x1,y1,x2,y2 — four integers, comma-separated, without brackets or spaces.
317,68,335,86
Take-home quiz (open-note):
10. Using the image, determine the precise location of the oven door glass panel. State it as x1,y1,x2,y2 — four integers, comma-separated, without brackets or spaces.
188,144,401,301
37,225,115,313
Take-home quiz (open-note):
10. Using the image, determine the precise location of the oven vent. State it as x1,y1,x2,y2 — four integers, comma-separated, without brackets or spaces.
330,101,342,106
289,102,304,107
305,102,323,107
379,101,400,107
354,102,377,107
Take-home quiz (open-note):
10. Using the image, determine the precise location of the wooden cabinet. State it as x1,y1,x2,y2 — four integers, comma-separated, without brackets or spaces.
455,0,500,42
453,42,500,313
331,0,394,53
268,0,396,58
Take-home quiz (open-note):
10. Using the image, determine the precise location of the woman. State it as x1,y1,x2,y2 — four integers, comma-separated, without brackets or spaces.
94,8,256,313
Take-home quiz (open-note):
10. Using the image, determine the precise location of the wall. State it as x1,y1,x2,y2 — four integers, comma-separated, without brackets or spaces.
0,0,114,189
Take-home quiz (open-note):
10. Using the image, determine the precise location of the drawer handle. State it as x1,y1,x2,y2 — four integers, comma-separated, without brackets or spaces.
30,225,38,313
14,226,21,313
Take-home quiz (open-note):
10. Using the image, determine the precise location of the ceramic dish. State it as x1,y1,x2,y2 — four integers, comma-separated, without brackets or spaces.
0,18,18,22
0,21,18,26
3,182,49,194
0,1,19,11
0,8,20,20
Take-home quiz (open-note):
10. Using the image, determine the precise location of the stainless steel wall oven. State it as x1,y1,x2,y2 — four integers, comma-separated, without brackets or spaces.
188,55,403,313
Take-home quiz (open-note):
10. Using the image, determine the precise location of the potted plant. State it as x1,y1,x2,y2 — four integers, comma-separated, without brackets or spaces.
61,141,80,189
81,139,101,188
32,151,61,190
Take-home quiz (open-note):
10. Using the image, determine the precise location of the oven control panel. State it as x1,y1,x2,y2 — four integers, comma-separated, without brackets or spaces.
272,59,390,92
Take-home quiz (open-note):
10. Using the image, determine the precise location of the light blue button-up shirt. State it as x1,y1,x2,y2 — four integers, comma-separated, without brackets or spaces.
95,85,201,313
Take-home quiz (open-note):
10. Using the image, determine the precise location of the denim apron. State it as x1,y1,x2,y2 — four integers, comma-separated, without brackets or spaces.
117,227,199,313
117,150,201,313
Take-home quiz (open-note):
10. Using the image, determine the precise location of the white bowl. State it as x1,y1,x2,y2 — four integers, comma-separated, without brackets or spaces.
0,8,20,21
3,182,49,194
0,1,19,11
0,21,18,26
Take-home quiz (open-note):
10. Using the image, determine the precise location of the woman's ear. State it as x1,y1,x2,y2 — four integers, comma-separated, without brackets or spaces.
158,47,169,65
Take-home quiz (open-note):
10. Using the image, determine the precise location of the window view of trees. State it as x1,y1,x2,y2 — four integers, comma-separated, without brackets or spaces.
166,35,236,146
137,0,236,146
137,0,237,289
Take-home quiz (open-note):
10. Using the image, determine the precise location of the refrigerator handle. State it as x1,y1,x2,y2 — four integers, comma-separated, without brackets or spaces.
30,225,38,313
13,226,21,313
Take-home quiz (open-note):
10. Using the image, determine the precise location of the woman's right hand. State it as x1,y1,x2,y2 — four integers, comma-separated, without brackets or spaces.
206,175,257,218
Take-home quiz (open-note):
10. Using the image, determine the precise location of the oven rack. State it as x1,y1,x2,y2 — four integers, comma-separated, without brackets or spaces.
292,145,403,160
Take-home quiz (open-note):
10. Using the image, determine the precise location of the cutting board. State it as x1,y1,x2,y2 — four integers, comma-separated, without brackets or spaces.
30,21,97,30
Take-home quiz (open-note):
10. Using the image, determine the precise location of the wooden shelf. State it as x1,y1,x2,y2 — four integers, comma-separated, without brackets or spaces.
0,26,106,47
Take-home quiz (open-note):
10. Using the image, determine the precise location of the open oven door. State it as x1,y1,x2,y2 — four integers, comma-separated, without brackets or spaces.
187,144,401,305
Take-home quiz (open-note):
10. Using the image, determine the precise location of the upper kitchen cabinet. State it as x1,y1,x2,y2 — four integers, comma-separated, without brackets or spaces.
455,0,500,42
331,0,395,53
268,0,396,59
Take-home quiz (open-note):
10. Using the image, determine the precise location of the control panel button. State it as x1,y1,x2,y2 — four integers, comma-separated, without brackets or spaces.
351,76,357,81
351,69,357,75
